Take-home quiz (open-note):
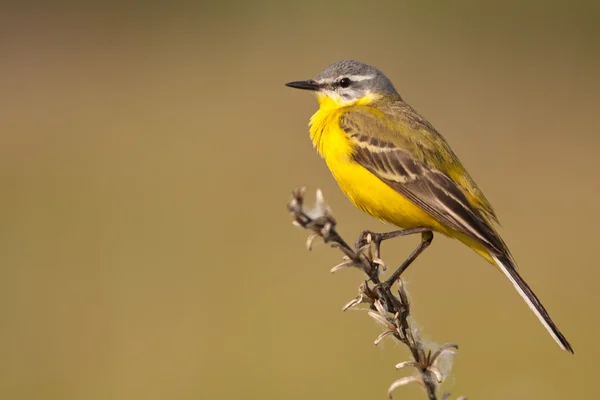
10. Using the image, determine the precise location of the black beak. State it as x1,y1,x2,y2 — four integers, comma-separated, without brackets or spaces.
285,80,321,91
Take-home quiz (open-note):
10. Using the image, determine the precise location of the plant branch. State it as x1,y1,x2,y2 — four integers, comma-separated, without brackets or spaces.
287,188,466,400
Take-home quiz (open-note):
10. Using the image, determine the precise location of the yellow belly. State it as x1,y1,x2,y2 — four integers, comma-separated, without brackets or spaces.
309,104,495,264
310,107,448,233
325,154,444,230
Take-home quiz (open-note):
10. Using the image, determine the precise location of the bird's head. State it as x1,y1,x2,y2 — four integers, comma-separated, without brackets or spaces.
286,60,400,109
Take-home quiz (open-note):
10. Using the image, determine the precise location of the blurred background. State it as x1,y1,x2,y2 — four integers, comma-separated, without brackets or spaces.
1,1,599,399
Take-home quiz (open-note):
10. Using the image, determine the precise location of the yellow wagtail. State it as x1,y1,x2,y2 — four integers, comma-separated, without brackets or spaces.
286,60,573,353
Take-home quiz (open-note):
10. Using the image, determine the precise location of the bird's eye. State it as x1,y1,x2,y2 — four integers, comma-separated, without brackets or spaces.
339,78,351,88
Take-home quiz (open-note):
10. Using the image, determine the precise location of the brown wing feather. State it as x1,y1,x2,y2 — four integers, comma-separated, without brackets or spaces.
341,102,500,225
342,105,506,255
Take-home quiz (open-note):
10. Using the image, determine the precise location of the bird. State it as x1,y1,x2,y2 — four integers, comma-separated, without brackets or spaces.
285,60,573,353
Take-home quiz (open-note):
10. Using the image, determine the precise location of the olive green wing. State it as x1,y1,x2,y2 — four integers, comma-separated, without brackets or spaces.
407,117,501,226
344,102,499,224
340,103,506,254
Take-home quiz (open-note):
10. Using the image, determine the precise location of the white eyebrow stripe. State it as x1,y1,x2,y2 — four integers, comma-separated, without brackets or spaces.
316,74,376,84
346,74,375,81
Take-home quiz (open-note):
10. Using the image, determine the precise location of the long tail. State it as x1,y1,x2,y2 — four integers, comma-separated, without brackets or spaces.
491,254,573,353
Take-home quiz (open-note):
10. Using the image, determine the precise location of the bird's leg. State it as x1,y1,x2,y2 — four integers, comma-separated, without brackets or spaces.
384,231,434,287
355,227,432,260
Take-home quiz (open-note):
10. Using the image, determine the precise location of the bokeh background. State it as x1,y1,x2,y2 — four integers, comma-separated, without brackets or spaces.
1,1,599,399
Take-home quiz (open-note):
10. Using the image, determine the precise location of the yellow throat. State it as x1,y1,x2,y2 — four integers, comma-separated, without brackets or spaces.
309,92,381,158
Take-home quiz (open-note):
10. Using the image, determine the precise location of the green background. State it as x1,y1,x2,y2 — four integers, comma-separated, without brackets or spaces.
1,1,599,399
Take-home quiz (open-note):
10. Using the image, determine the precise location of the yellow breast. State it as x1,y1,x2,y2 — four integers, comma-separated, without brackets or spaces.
309,104,449,233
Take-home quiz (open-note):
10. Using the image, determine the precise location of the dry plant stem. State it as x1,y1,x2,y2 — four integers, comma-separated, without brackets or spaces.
288,188,465,400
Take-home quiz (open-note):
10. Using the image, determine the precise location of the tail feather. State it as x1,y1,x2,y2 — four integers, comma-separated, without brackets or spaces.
491,254,573,353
